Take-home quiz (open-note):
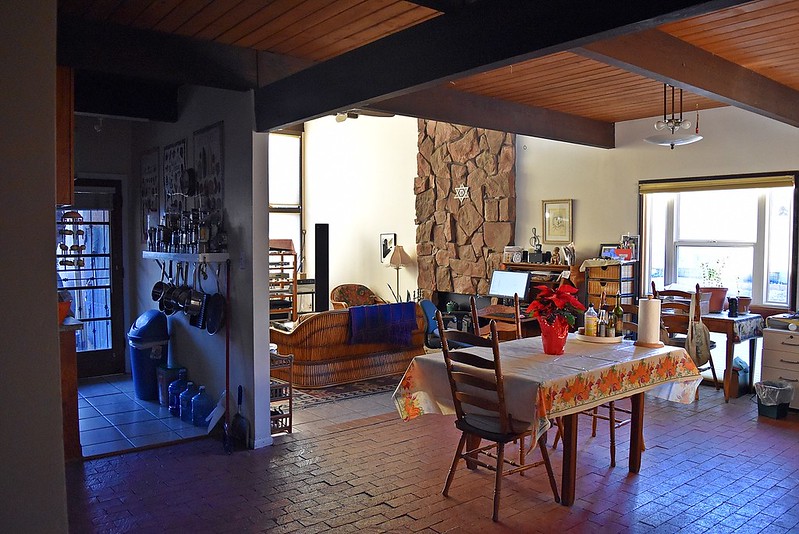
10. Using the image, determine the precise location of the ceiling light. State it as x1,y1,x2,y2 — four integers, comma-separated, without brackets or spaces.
644,84,702,149
335,111,359,122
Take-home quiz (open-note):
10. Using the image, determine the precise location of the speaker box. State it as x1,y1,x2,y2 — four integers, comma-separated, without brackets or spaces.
315,223,329,311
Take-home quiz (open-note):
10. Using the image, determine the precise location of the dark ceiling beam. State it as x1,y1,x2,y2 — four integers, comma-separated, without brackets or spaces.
254,0,751,131
578,29,799,127
57,15,258,91
404,0,480,12
372,87,615,148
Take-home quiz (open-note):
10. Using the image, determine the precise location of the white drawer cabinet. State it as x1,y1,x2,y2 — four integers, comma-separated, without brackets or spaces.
761,328,799,409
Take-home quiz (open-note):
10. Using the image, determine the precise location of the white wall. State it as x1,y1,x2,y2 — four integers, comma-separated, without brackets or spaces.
0,0,69,531
304,115,419,303
130,86,271,447
516,106,799,262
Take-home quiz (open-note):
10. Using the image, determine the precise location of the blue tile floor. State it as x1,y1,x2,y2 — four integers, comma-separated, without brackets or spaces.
78,374,206,457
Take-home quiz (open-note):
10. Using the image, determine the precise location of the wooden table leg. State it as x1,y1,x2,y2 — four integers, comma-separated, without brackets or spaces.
629,393,644,473
465,432,481,470
560,413,578,506
724,330,735,402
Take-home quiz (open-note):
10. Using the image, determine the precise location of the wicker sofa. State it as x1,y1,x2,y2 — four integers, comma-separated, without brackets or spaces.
269,304,425,388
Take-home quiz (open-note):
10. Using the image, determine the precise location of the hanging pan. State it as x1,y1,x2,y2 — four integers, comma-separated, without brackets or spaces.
206,265,226,335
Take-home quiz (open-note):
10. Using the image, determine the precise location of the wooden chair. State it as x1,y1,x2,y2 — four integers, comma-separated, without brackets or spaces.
469,294,522,341
651,283,720,390
435,311,559,521
329,284,387,309
551,302,642,467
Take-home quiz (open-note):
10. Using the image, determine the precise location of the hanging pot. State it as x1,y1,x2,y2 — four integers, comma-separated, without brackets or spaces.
151,261,167,302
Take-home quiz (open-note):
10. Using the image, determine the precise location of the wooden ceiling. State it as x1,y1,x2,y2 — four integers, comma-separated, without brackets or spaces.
58,0,799,148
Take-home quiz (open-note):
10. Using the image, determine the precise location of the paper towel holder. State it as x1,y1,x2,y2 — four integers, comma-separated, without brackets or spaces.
634,295,665,348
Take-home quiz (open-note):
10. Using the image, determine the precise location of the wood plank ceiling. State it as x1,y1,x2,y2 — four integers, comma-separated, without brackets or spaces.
58,0,799,148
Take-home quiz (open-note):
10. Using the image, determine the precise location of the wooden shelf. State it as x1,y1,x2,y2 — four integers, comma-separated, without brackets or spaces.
269,250,298,321
142,251,230,263
270,353,293,435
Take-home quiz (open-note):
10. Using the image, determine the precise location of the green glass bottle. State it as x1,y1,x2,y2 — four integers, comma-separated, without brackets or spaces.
613,292,624,337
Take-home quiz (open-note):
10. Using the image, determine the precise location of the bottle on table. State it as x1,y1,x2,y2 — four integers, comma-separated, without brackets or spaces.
179,381,198,423
613,293,624,338
607,313,616,337
585,304,598,336
597,309,607,337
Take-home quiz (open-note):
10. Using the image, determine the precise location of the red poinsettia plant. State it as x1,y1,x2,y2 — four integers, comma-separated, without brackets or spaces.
525,284,586,329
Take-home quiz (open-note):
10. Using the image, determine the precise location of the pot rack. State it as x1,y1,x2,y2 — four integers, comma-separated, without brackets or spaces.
142,250,234,452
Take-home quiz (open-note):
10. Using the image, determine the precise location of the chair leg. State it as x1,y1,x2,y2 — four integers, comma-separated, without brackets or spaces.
552,417,562,449
608,401,616,467
537,435,560,504
492,443,505,522
707,355,720,390
443,432,467,497
518,434,526,475
591,406,598,437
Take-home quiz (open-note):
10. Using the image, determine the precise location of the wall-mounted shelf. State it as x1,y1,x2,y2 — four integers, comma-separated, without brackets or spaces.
142,251,229,263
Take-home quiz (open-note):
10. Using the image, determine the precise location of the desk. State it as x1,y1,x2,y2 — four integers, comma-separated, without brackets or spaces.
700,312,764,402
394,336,701,505
482,312,540,338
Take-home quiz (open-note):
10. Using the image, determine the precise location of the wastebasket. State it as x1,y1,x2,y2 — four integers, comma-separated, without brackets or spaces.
128,310,170,401
754,380,794,419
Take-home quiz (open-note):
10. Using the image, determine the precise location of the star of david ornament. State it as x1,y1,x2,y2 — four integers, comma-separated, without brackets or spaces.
454,184,469,203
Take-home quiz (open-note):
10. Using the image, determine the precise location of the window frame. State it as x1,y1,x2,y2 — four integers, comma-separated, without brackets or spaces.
268,131,304,265
639,171,798,310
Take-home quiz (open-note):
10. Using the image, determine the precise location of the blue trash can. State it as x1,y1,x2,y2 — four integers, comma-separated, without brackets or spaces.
128,310,170,401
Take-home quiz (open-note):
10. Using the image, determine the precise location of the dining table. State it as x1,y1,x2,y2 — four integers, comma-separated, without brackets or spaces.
699,311,764,402
393,334,702,506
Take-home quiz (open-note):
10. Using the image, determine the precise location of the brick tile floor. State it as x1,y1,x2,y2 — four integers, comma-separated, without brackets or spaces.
66,386,799,533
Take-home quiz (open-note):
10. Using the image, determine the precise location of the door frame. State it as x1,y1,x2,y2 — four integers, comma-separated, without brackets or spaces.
73,177,126,377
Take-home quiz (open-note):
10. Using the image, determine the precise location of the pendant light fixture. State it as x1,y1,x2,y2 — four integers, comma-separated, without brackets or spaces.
644,84,702,149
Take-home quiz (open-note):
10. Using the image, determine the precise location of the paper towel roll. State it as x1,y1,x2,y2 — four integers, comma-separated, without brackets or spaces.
637,298,662,345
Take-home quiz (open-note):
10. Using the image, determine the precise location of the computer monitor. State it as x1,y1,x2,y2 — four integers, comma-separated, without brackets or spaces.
487,270,530,301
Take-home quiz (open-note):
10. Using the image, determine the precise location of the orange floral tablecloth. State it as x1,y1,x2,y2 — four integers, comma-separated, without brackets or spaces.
393,335,701,438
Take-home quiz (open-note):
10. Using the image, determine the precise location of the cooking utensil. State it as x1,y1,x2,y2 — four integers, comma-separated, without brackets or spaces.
189,264,209,329
151,261,167,302
232,385,251,450
205,265,226,335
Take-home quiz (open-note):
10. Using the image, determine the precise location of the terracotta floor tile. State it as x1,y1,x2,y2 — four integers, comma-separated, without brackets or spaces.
67,386,799,533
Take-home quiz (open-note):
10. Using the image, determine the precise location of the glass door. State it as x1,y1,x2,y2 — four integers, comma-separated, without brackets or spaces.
56,182,125,377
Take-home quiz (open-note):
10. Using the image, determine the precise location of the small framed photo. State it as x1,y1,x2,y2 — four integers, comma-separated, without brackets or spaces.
380,233,396,263
599,244,619,259
542,199,573,244
620,234,640,261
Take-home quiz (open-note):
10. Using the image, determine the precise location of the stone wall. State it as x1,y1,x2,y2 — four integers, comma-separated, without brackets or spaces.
415,120,516,297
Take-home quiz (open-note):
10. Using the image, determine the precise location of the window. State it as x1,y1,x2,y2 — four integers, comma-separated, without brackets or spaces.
268,132,303,263
641,174,796,308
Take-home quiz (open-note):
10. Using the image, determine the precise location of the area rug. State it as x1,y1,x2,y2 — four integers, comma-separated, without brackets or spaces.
293,375,400,409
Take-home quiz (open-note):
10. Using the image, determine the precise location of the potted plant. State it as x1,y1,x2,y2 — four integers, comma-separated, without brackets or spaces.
700,260,728,313
526,283,586,355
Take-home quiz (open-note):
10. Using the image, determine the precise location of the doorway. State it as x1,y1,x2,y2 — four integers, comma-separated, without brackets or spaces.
57,180,125,378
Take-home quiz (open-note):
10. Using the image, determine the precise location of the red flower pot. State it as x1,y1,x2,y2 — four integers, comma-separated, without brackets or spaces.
539,316,569,355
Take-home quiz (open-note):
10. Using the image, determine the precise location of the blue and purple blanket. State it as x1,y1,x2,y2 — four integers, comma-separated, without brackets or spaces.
349,302,417,346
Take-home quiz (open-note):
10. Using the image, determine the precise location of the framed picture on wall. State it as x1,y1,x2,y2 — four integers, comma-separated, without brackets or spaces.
380,233,396,263
542,199,573,244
